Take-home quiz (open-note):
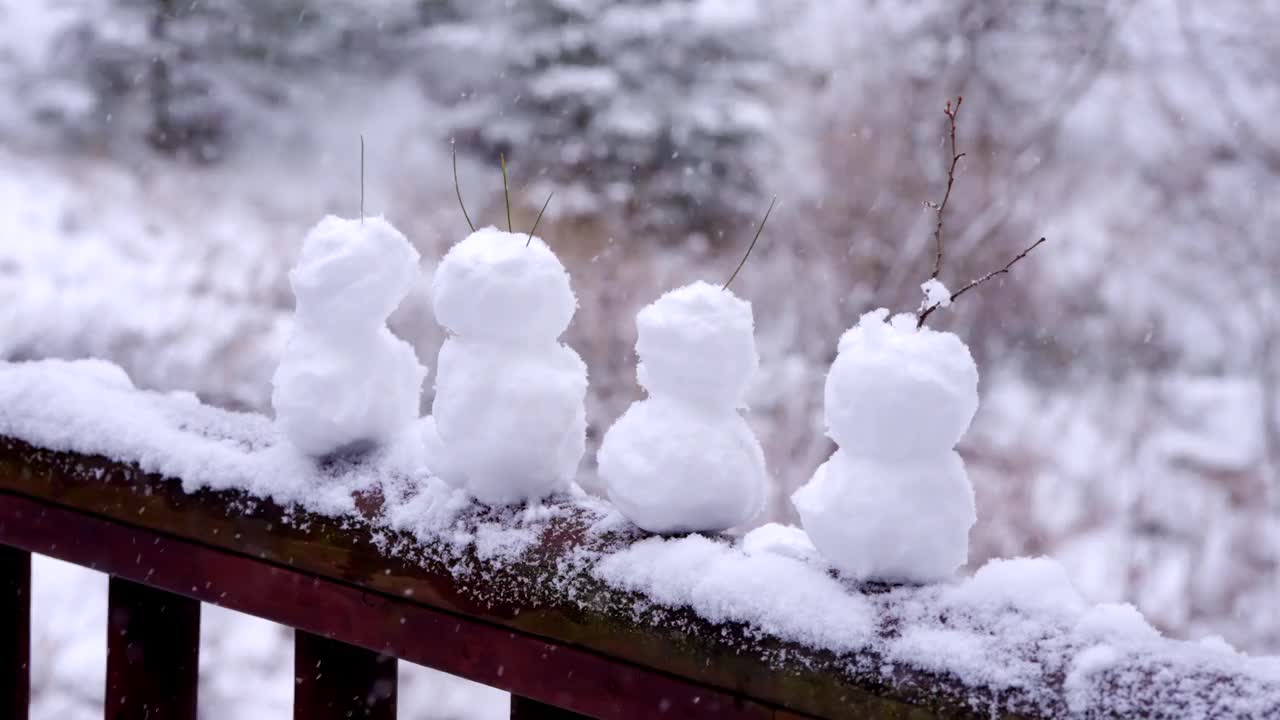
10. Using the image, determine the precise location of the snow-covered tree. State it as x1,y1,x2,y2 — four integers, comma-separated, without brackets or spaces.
438,0,781,239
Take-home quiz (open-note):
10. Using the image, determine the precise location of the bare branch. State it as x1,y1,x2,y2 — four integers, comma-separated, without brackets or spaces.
359,134,365,225
917,237,1048,328
724,196,777,291
452,145,475,233
932,96,965,279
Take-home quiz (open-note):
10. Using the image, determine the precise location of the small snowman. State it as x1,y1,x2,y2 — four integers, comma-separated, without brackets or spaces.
597,280,769,534
791,305,979,584
272,215,427,457
428,227,588,505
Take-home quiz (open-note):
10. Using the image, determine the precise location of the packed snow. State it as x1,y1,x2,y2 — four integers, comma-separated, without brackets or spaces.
428,228,588,505
2,357,1278,719
598,282,768,533
921,277,952,309
793,309,979,583
271,215,426,458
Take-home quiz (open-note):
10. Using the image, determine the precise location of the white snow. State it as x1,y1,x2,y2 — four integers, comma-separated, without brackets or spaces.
598,281,767,533
1,359,1279,719
823,309,978,458
431,228,578,343
793,449,974,583
740,522,822,565
593,534,875,653
793,309,979,583
428,228,588,505
598,396,767,533
634,281,759,410
271,215,426,458
920,277,952,308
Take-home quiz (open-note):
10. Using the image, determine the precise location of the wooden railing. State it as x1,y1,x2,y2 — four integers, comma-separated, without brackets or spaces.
2,434,1276,719
0,436,937,720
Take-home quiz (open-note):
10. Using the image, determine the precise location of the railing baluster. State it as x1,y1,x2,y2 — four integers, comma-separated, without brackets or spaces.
0,546,30,720
511,695,593,719
105,577,200,720
294,630,396,720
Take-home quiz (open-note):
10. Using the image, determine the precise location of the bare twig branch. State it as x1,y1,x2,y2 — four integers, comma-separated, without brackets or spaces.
452,145,475,233
527,192,554,247
359,134,365,225
931,96,965,279
917,237,1047,328
500,152,512,233
724,195,777,291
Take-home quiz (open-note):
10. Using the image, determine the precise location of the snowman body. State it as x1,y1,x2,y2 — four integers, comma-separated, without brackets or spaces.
597,281,768,534
428,228,588,505
272,215,426,457
792,309,978,583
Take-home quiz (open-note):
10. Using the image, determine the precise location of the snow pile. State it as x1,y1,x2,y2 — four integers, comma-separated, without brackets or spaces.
793,309,979,583
920,278,952,309
271,215,426,458
428,228,588,505
1,358,1279,719
594,534,875,652
597,281,767,533
0,358,417,515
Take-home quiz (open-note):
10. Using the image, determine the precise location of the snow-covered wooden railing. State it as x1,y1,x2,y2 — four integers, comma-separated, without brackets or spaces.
2,425,1280,720
0,435,911,720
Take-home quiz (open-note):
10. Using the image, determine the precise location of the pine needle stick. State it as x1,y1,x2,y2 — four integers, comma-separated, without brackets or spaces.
527,192,554,247
500,152,512,233
452,145,475,233
724,196,777,291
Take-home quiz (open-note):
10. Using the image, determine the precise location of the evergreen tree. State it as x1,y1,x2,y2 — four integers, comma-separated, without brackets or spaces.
440,0,780,239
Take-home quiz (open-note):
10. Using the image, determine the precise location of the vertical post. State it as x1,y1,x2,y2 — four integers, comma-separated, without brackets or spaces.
510,696,592,719
0,546,30,720
105,577,200,720
294,630,396,720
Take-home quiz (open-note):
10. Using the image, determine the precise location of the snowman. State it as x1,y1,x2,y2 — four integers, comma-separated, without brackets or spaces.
427,227,588,506
791,306,979,583
597,280,768,534
272,215,426,458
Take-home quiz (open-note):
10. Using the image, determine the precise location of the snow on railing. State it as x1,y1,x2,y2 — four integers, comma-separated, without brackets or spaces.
1,360,1278,719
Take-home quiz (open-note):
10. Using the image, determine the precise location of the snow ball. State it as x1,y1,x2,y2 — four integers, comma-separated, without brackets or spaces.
598,396,766,534
432,227,577,342
431,337,586,505
1075,602,1161,642
945,556,1088,621
921,277,952,308
272,329,425,458
740,523,823,565
791,449,974,583
825,308,978,457
634,281,758,410
289,215,421,329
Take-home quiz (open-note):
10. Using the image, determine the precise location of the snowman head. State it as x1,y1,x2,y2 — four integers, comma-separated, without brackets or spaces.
635,281,759,409
824,309,979,458
290,215,420,329
432,227,577,342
